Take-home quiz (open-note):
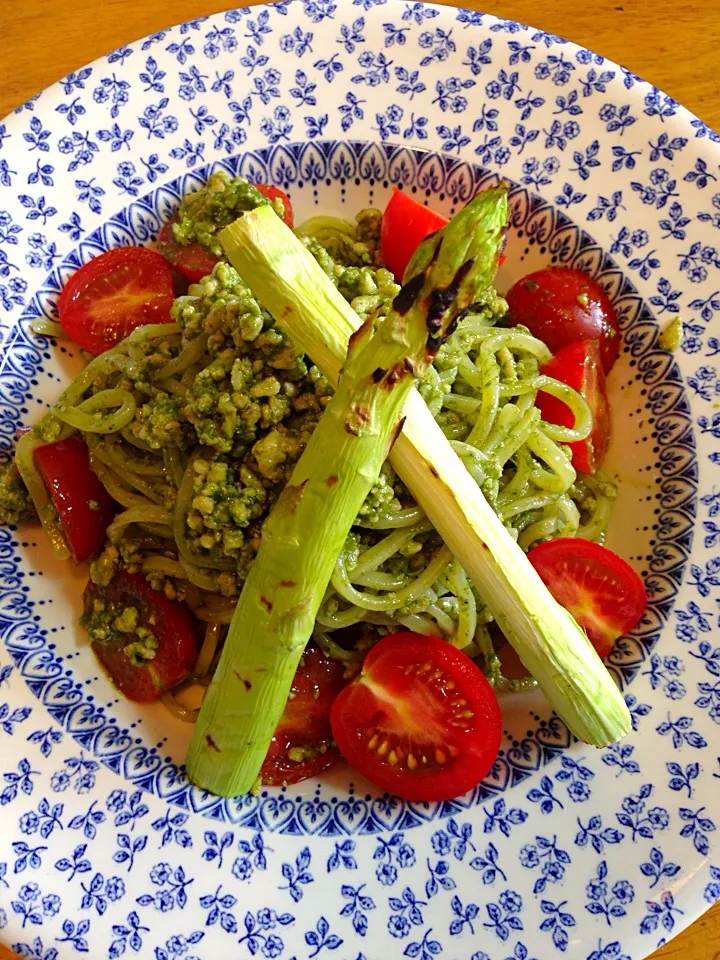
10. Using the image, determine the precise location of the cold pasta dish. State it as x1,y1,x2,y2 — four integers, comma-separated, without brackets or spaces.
0,170,646,801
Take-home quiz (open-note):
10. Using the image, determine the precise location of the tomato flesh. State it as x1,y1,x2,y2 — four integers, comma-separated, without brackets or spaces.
381,189,449,283
82,572,200,702
157,219,219,284
330,632,502,801
536,339,610,475
260,644,347,786
255,184,294,229
527,538,647,658
58,246,175,355
34,436,115,562
506,266,621,374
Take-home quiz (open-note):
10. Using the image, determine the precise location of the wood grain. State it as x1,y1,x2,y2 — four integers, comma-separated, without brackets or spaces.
0,1,718,959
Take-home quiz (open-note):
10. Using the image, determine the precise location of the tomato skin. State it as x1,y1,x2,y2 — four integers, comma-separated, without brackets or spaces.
157,220,219,284
255,184,294,229
34,436,115,562
381,189,449,283
260,644,348,786
527,538,647,659
506,266,621,374
331,632,502,801
58,246,175,355
83,572,200,702
536,340,610,475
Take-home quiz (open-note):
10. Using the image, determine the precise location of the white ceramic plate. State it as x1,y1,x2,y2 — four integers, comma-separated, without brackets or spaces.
0,4,719,959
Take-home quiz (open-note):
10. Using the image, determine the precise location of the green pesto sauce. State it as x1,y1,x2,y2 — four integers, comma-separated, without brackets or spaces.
173,171,272,259
0,461,35,525
81,600,158,666
658,316,682,353
32,416,62,443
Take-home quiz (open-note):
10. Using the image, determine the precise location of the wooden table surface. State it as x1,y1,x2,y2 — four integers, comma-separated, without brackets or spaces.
1,1,719,958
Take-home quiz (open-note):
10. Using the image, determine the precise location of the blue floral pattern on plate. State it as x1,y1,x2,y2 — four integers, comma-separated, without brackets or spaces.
0,3,719,958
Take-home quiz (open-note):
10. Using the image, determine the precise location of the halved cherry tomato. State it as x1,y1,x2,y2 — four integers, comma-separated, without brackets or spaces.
260,644,347,786
82,572,200,702
330,632,502,801
380,189,449,282
506,266,621,374
527,538,647,659
157,219,219,284
34,436,115,563
58,246,175,355
536,340,610,475
255,184,294,229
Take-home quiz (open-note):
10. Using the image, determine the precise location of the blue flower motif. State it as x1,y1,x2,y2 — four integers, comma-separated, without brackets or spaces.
11,882,62,928
631,167,680,209
92,74,130,118
449,894,480,935
656,713,707,749
575,814,625,853
585,861,635,925
199,885,237,934
150,810,191,850
155,931,205,960
640,891,684,935
280,26,314,57
339,883,375,937
555,756,594,802
519,835,570,893
373,833,415,886
483,798,528,837
279,847,314,903
75,176,105,214
231,832,268,881
642,654,687,699
539,898,576,952
260,105,293,143
705,865,720,904
433,76,475,113
430,831,451,856
137,862,192,912
60,67,92,94
678,805,716,855
0,158,17,187
238,908,294,958
22,117,51,152
640,846,681,891
178,65,208,100
25,726,63,759
587,942,632,960
303,1,338,24
402,928,443,960
377,862,398,887
483,889,523,941
327,839,357,872
527,774,564,813
56,129,99,171
389,914,411,939
1,759,39,805
486,68,520,101
352,50,393,87
388,886,426,938
169,139,206,168
644,87,678,121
